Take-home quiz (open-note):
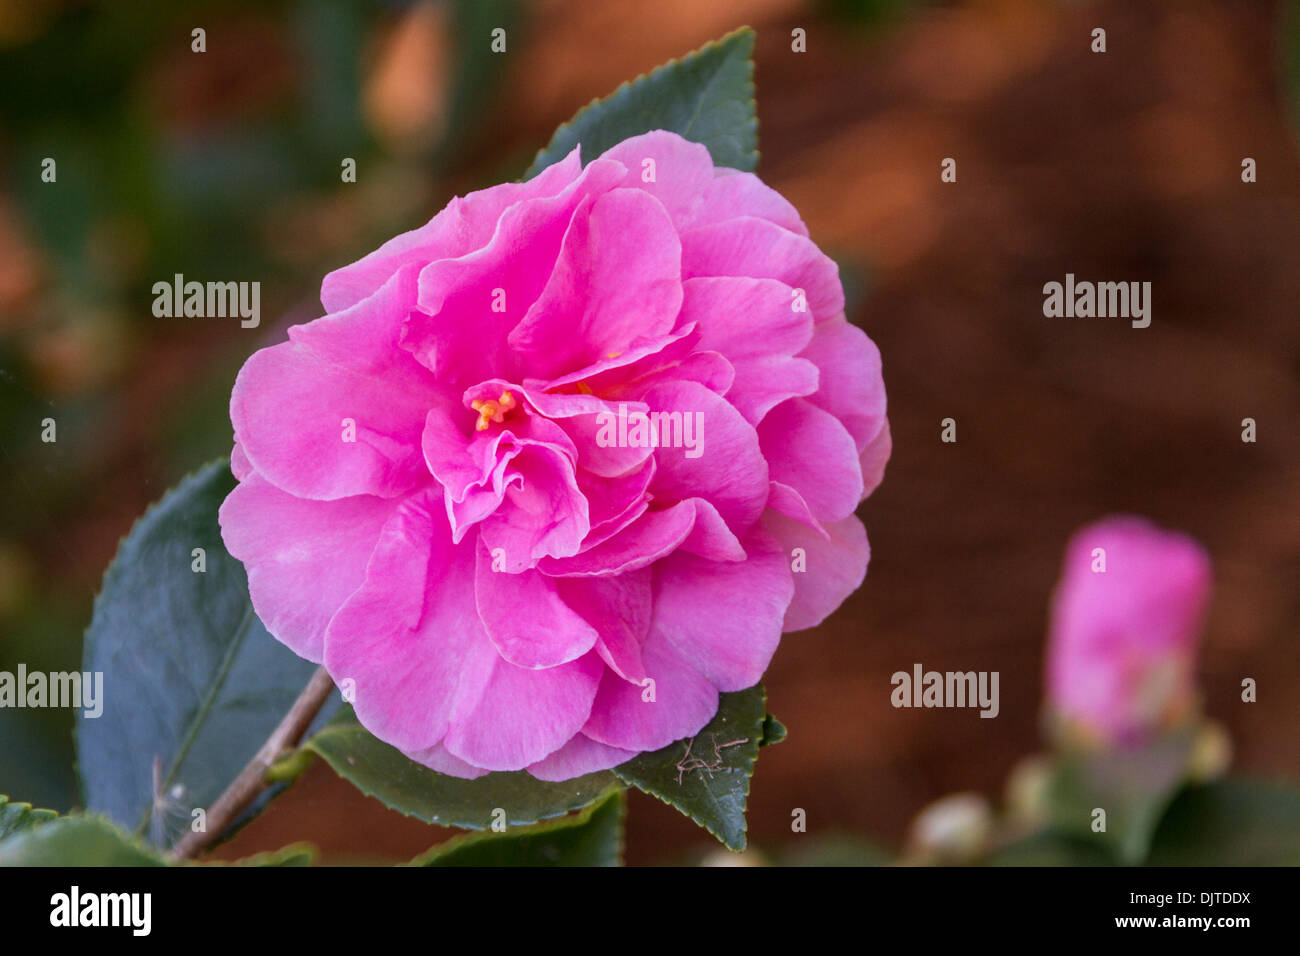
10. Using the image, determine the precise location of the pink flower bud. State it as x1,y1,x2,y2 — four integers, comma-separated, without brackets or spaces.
1046,516,1211,747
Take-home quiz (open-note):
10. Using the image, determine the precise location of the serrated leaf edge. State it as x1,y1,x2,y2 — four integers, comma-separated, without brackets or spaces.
524,25,759,179
613,685,767,852
0,793,59,835
73,457,235,812
305,720,623,831
0,810,318,867
0,811,168,864
404,788,626,866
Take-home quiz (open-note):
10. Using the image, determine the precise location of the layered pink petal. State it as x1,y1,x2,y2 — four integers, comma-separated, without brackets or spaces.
231,441,253,480
800,318,887,452
759,398,863,524
423,404,578,543
685,167,809,235
219,474,396,662
556,572,653,685
582,630,718,752
552,402,654,479
859,417,892,499
566,338,736,408
685,276,813,358
475,548,598,669
682,276,818,423
765,480,830,540
763,508,870,632
542,324,698,394
323,492,496,754
644,380,769,533
595,131,716,228
405,742,491,780
526,733,637,782
403,158,628,387
680,216,844,324
441,649,603,772
538,497,743,576
509,188,683,378
728,354,819,425
232,266,435,500
478,443,591,570
419,397,495,501
320,148,584,312
594,131,810,237
579,459,655,542
651,531,793,691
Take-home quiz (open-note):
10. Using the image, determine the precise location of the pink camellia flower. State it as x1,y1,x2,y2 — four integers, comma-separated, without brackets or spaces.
219,131,889,780
1045,516,1212,748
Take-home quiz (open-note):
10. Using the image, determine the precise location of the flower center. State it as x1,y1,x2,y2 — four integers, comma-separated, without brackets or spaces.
470,390,517,431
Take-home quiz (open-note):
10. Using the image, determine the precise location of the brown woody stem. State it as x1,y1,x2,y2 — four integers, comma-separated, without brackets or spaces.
170,666,335,861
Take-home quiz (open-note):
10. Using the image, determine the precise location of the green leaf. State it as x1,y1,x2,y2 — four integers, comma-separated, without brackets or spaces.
760,714,787,747
1146,778,1300,866
0,794,58,840
436,0,523,164
410,789,625,866
524,27,758,178
613,684,767,851
213,843,318,867
305,706,619,830
77,460,335,847
983,832,1113,867
1044,727,1197,865
778,834,893,867
0,813,317,867
0,816,167,866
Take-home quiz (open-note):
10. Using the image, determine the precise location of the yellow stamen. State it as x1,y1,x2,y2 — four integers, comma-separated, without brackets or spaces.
471,390,516,431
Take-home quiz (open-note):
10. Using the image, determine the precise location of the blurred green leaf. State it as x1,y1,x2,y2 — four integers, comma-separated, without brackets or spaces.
0,812,316,866
613,684,767,851
984,832,1113,867
778,833,893,866
306,706,619,830
0,815,166,866
212,843,317,867
833,253,872,322
525,27,758,178
410,789,624,867
0,794,58,839
760,713,787,747
436,0,523,164
293,0,367,157
1044,728,1198,865
823,0,919,28
0,596,87,811
77,459,335,847
1146,778,1300,866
